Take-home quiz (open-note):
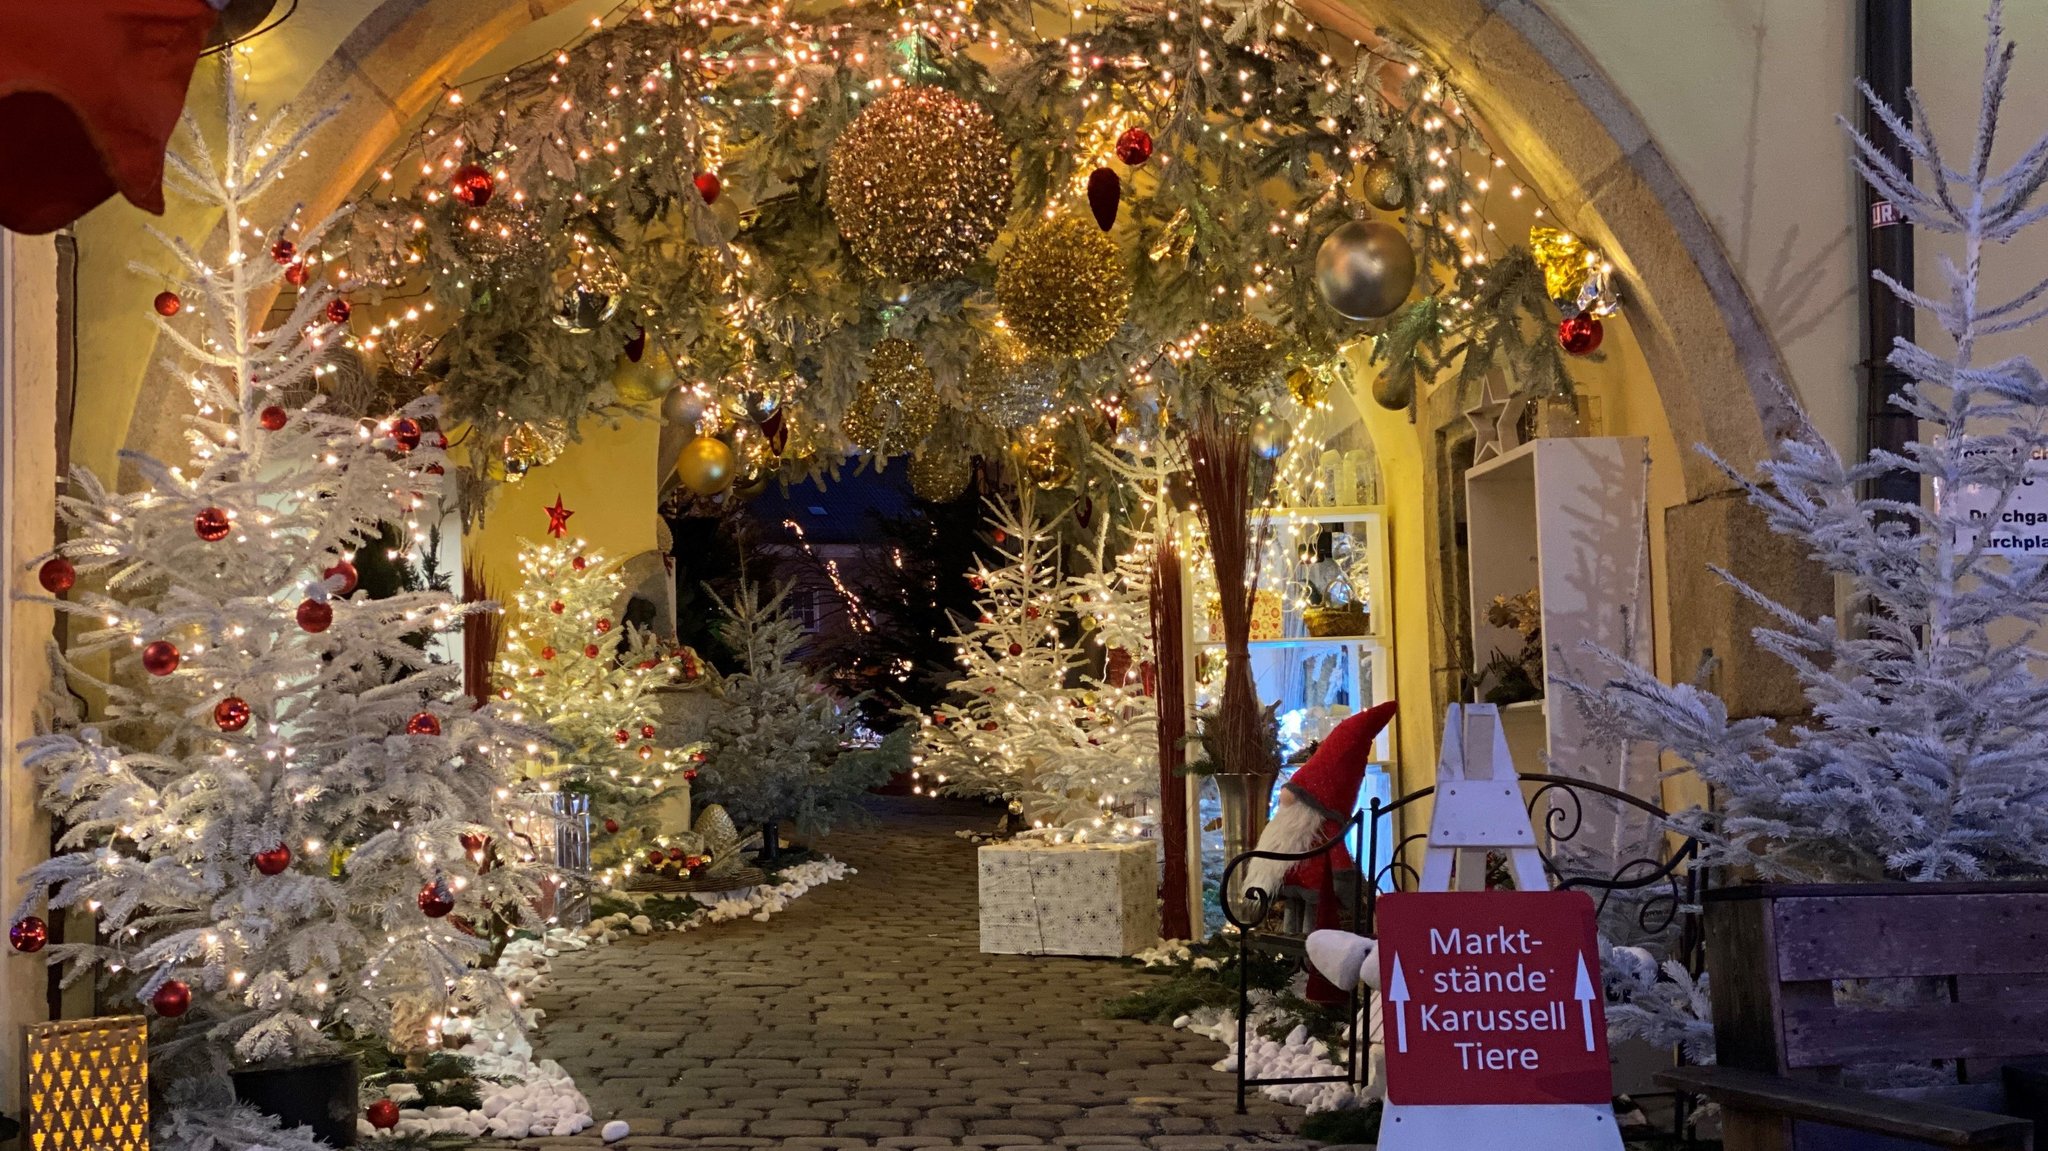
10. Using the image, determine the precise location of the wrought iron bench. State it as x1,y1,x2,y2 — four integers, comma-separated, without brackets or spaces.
1219,772,1701,1115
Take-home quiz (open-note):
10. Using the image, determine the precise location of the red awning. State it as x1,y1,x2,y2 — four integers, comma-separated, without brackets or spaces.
0,1,222,234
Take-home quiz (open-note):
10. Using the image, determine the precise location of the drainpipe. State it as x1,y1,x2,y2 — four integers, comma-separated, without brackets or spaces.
1861,0,1915,503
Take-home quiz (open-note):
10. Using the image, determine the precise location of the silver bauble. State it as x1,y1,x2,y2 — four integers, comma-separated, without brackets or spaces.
1314,220,1416,321
1249,412,1291,460
662,386,711,428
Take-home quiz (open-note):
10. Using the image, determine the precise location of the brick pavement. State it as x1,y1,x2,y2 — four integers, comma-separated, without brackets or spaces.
508,796,1318,1151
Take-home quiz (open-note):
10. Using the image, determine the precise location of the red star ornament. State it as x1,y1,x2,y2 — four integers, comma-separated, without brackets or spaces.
544,494,574,538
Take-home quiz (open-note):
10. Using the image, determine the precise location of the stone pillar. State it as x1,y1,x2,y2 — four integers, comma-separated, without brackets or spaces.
1664,490,1831,720
2,229,60,1113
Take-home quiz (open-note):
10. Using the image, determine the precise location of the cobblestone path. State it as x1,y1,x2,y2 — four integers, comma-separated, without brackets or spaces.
515,796,1317,1151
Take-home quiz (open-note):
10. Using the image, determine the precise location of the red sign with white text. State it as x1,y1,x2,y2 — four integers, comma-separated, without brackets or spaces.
1375,890,1613,1106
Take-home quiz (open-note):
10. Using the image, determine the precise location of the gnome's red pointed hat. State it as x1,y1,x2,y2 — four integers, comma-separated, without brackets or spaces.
0,1,223,234
1283,701,1397,821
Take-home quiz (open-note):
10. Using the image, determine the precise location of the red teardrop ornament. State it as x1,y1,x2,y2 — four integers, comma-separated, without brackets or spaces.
1087,167,1120,231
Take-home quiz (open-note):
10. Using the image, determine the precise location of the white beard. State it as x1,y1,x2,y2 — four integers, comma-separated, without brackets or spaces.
1238,795,1327,905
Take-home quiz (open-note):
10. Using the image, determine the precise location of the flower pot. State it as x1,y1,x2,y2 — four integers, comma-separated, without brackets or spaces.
232,1054,359,1147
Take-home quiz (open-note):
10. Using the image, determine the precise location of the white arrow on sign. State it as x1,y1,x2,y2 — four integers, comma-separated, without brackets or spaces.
1387,953,1410,1053
1573,952,1597,1052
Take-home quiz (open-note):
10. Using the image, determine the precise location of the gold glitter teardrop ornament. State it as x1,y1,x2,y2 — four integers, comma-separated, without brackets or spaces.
996,214,1130,359
827,87,1013,282
842,338,940,455
910,447,974,502
1200,317,1290,393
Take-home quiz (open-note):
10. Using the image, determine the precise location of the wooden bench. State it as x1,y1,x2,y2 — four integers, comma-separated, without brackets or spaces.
1658,881,2048,1150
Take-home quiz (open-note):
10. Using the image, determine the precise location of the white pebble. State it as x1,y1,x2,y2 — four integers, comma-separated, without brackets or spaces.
602,1119,631,1142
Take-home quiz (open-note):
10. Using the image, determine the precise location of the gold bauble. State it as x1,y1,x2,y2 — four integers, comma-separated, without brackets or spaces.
1361,158,1406,212
611,350,675,405
1287,366,1326,407
1014,435,1074,491
842,338,940,455
827,87,1012,282
677,435,737,496
910,448,974,503
996,215,1130,358
1201,317,1290,392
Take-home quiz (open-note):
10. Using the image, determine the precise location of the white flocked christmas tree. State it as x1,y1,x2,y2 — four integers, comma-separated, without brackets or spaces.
10,81,544,1067
1568,1,2048,883
496,536,708,874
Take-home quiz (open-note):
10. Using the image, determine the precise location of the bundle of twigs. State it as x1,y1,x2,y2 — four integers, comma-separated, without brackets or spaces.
1150,532,1191,939
1186,409,1276,781
461,561,502,705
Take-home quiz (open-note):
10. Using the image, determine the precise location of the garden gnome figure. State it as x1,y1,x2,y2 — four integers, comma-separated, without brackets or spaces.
1239,701,1397,1004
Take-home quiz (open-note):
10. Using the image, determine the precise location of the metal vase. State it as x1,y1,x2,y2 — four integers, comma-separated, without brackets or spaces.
1214,771,1278,867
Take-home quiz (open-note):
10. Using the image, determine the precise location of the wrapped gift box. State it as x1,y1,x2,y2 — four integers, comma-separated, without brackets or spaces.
978,840,1159,957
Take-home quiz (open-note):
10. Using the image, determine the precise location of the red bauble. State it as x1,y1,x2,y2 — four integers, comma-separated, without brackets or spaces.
460,832,492,863
1086,167,1120,231
639,724,656,738
694,171,722,204
213,696,251,732
603,818,620,834
1007,643,1023,656
37,556,76,595
636,745,654,762
645,849,665,868
666,846,685,862
153,290,182,317
390,417,422,451
614,729,630,746
10,915,47,953
296,598,333,633
417,880,455,918
253,844,292,875
683,768,698,782
270,239,297,265
259,405,288,431
283,262,309,287
142,641,181,676
151,980,192,1017
406,712,442,736
549,600,565,614
583,644,599,658
451,162,496,207
595,618,612,633
992,529,1006,543
325,298,352,325
323,559,359,595
1115,126,1154,165
194,506,232,541
542,646,557,661
1558,313,1604,356
572,555,588,571
367,1100,401,1131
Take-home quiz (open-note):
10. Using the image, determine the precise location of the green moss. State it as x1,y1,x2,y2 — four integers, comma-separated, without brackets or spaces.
1297,1103,1380,1144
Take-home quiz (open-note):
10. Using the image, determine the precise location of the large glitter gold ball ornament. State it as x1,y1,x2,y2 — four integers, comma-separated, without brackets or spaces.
1314,220,1416,321
1015,435,1074,491
1361,158,1406,212
911,447,974,503
827,87,1012,282
997,215,1130,358
1201,317,1290,392
843,339,940,455
677,435,737,496
551,238,627,332
1287,365,1326,407
1249,411,1291,459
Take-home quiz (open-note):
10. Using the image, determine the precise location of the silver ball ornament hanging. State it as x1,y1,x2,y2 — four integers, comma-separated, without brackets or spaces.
663,386,710,428
1249,412,1291,460
1314,220,1416,321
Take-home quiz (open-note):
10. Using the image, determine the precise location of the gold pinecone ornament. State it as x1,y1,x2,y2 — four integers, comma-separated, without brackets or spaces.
827,87,1013,282
996,215,1130,358
910,446,974,502
1201,317,1290,393
843,338,940,454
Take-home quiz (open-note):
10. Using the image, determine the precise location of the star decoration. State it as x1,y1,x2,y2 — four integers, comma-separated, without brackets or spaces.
545,495,575,538
1464,374,1530,463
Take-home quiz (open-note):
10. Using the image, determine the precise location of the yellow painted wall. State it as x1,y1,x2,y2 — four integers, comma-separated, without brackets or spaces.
461,414,664,600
